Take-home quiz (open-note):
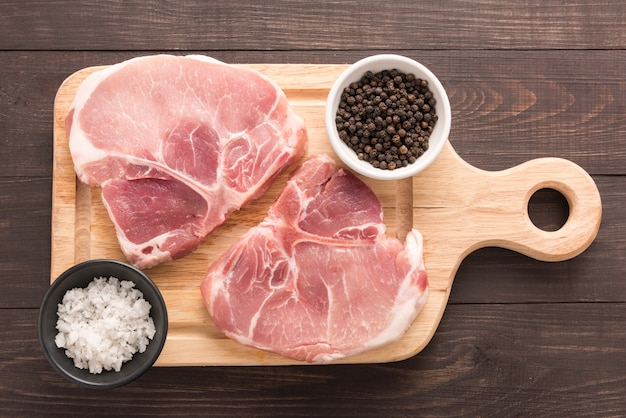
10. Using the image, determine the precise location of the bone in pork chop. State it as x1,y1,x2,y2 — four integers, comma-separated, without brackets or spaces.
66,55,307,269
201,155,428,363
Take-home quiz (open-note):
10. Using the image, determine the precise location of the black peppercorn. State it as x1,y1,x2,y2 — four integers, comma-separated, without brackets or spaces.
335,68,437,170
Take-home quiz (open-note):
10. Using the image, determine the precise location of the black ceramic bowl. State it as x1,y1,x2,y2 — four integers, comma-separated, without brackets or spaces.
38,259,168,389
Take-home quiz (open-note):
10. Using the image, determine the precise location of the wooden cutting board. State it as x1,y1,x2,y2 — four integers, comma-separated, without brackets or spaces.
51,63,602,366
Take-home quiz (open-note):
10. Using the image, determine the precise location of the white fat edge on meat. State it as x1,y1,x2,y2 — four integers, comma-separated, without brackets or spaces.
67,53,306,275
187,54,306,155
359,229,428,352
311,350,347,364
68,55,171,183
70,53,297,207
186,54,287,130
131,246,173,270
68,55,201,166
68,62,126,182
311,230,428,364
183,54,228,65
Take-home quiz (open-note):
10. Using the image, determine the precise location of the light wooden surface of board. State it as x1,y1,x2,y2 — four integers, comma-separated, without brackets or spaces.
51,63,602,366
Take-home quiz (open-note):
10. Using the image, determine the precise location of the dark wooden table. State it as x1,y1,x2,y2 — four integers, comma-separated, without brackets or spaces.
2,1,625,416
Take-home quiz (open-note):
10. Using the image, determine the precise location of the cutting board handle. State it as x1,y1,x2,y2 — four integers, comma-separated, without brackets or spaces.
461,153,602,262
414,142,602,271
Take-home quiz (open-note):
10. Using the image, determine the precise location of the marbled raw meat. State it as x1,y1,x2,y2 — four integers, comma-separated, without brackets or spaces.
66,55,307,268
201,155,428,363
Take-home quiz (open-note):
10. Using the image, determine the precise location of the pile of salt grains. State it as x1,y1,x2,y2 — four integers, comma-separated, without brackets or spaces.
55,276,156,374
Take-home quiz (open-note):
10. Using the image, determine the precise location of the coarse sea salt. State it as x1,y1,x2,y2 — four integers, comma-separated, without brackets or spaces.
55,276,156,374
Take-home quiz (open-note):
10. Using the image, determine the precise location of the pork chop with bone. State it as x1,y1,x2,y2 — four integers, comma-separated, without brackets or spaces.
201,155,428,363
66,55,307,268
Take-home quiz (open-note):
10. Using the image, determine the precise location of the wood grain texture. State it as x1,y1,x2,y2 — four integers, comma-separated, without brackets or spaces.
4,49,626,178
2,48,623,306
2,1,626,51
3,305,626,416
2,0,626,415
0,177,52,308
51,62,600,367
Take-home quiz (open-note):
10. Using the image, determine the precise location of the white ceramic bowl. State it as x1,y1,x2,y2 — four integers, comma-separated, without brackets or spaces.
325,54,451,180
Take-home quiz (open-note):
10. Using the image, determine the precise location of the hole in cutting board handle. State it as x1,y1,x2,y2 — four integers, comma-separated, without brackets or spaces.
527,188,570,232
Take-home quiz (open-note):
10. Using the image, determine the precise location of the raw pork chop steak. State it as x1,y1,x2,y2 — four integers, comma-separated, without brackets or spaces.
66,55,307,269
201,155,428,363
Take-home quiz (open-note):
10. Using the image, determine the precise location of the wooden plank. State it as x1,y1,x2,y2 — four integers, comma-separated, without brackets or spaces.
0,178,52,308
0,0,624,413
3,175,621,310
451,175,626,304
3,305,626,415
2,50,624,309
3,1,626,50
51,62,601,366
3,49,626,178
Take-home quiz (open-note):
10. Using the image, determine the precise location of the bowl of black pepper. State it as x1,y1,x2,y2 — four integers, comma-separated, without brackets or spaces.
326,54,451,180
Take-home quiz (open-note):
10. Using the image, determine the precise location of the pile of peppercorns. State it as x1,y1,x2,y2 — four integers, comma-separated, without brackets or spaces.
335,69,437,170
